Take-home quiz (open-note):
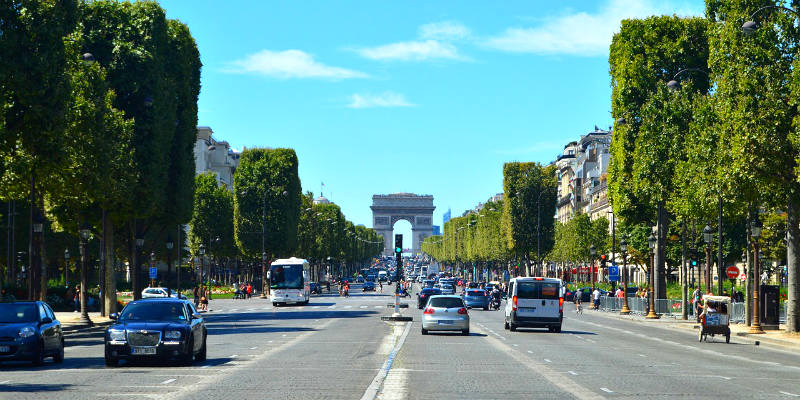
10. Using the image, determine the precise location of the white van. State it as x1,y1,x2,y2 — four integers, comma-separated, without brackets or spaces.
504,277,563,333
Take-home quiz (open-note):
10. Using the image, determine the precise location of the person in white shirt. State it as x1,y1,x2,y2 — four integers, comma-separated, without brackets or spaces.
592,288,601,309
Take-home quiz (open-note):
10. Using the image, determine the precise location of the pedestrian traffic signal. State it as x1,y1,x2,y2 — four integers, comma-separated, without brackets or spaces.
600,254,607,268
691,259,698,267
394,234,403,254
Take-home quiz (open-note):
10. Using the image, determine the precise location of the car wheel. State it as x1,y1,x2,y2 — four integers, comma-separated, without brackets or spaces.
182,339,195,366
32,341,45,366
272,302,277,307
195,334,207,361
421,328,428,335
504,318,509,330
461,329,469,336
554,325,562,333
53,340,65,363
104,355,118,367
509,321,517,332
484,306,489,311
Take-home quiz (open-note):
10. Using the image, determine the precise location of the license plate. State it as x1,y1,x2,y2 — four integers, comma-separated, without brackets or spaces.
0,346,9,352
519,307,536,312
438,320,453,325
131,347,157,355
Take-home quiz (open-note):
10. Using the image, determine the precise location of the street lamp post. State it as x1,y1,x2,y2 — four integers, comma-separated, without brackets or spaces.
198,244,206,287
63,249,70,287
134,234,144,300
749,215,765,334
166,237,174,290
646,233,659,319
620,239,631,315
261,252,268,298
149,252,156,288
703,224,713,293
78,224,93,326
589,245,596,292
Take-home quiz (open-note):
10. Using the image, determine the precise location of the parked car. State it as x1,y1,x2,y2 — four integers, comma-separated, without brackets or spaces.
417,288,442,309
362,281,376,291
462,289,490,310
0,301,64,365
142,287,173,298
105,298,207,367
421,295,470,335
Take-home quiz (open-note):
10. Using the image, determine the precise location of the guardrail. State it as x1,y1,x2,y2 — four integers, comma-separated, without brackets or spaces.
596,296,786,324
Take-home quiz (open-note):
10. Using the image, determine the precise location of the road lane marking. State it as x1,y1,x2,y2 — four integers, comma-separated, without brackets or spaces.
268,340,274,343
568,371,578,375
0,380,9,384
230,309,238,312
527,350,533,354
586,339,596,343
345,305,353,308
475,325,601,400
361,321,412,400
313,306,320,309
249,347,257,350
780,391,800,397
360,305,368,309
160,379,176,385
512,344,519,347
638,354,647,357
600,388,613,393
230,354,238,358
544,358,551,363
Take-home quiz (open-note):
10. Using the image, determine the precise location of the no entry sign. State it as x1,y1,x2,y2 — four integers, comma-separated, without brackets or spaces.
726,266,740,280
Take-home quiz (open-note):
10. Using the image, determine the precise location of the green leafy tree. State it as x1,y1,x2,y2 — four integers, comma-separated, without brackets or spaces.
189,173,236,258
609,15,709,299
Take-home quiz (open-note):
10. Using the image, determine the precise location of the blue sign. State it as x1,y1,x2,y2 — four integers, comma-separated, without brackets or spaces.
149,267,158,279
608,265,619,282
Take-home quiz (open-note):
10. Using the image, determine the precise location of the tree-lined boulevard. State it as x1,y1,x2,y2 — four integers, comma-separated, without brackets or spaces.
5,0,800,399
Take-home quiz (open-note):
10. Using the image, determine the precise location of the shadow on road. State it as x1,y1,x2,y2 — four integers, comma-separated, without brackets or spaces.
0,382,74,392
0,356,105,370
207,325,317,335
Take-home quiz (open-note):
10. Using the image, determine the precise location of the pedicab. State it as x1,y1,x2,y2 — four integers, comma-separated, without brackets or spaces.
698,295,731,343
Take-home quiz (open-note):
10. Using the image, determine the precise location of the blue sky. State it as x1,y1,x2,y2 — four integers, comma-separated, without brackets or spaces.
164,0,703,248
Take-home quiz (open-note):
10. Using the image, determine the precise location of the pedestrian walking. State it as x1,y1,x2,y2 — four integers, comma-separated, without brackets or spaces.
193,286,200,308
592,288,601,310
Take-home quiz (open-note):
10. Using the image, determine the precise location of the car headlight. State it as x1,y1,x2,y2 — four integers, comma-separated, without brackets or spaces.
164,330,182,339
18,326,35,338
108,329,126,341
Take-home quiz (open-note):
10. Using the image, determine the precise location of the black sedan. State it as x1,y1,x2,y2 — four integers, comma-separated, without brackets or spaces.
105,298,207,367
417,288,442,309
0,301,64,366
362,281,376,291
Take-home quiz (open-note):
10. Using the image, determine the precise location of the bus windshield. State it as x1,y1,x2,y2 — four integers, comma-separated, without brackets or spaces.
270,264,304,289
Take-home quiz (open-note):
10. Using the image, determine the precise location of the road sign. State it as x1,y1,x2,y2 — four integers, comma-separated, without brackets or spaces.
608,265,619,282
149,267,158,279
726,266,740,280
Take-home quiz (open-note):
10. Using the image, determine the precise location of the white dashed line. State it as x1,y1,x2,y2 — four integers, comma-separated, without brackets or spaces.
586,339,596,343
568,371,578,375
0,380,9,384
780,391,800,397
638,354,647,357
230,354,238,358
249,347,257,350
512,344,519,347
201,365,210,369
268,340,274,343
230,309,238,312
313,306,320,309
345,305,353,309
328,306,336,309
360,306,368,309
282,335,287,337
160,379,176,385
600,388,613,393
544,358,551,363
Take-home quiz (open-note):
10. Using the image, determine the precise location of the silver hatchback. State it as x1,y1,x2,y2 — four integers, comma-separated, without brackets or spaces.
421,295,470,335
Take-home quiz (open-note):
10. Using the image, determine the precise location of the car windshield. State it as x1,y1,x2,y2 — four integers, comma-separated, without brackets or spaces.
428,297,464,308
442,284,454,290
270,264,304,289
0,304,38,323
120,302,188,321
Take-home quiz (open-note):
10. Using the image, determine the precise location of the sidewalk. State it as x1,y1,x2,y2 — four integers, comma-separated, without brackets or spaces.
54,311,113,333
587,307,800,351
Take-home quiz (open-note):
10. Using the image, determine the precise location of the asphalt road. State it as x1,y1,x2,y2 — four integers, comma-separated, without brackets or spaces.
1,283,798,399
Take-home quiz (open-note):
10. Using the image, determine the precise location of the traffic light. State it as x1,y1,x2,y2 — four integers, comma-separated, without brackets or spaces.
394,234,403,282
394,234,403,254
600,254,607,269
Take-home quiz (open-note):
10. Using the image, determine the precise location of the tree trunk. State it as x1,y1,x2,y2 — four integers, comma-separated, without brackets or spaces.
786,194,800,332
104,218,117,314
39,234,47,301
681,221,687,320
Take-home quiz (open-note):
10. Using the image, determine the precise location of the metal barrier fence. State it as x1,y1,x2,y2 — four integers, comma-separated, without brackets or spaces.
597,297,785,324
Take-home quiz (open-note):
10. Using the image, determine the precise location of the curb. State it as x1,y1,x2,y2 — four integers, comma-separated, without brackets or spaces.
588,309,800,352
62,320,113,334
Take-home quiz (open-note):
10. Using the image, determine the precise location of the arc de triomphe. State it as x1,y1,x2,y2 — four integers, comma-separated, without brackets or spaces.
371,193,435,256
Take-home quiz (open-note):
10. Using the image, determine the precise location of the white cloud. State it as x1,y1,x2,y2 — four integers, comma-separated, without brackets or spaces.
356,40,462,61
483,0,704,57
347,92,415,109
419,21,471,41
226,49,367,79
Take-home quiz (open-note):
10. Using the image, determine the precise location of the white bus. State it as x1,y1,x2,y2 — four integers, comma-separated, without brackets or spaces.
269,257,310,306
